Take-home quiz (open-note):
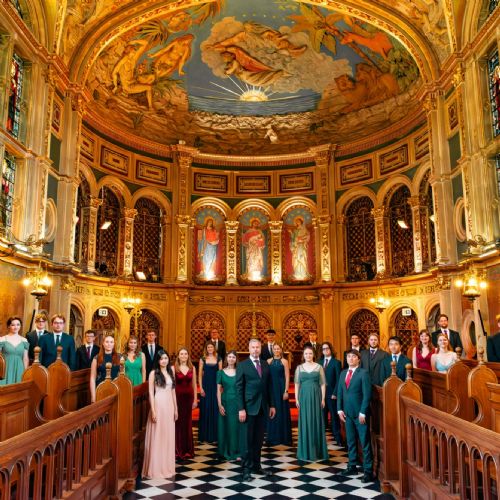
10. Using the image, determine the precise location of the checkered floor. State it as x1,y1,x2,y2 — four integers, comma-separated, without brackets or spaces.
124,429,391,499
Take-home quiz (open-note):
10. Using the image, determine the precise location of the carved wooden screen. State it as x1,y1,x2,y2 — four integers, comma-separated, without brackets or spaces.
282,311,318,352
95,187,121,276
133,198,162,282
393,308,419,354
237,311,271,351
91,308,119,346
129,309,161,347
74,174,90,264
427,184,437,264
190,311,225,361
345,197,376,281
69,305,84,347
347,309,379,350
388,186,414,276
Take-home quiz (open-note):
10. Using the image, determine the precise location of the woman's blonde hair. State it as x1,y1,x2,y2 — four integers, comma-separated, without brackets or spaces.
175,347,193,371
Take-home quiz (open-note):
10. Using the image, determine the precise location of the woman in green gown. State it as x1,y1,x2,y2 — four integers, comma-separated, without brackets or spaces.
295,345,328,462
0,316,28,385
124,335,146,386
216,350,243,460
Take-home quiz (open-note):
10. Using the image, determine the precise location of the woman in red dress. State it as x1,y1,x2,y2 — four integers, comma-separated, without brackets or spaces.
175,347,197,459
412,329,434,370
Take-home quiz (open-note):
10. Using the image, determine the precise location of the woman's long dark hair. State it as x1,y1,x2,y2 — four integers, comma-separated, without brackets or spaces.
154,350,175,388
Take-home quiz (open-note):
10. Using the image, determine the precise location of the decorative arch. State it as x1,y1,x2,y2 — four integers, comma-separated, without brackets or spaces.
69,303,84,347
282,311,318,352
233,199,275,220
131,187,171,216
336,186,377,216
190,311,225,361
425,302,441,331
96,176,131,208
376,175,414,206
237,311,271,351
129,308,161,347
391,307,419,354
276,196,317,219
347,309,380,349
78,163,98,198
192,197,231,219
91,307,120,346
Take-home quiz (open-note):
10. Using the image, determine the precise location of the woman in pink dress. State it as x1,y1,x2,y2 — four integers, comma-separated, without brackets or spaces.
143,350,178,479
412,329,434,370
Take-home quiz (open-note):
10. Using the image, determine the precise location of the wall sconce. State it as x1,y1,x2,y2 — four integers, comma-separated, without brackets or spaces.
454,267,487,301
370,281,390,313
23,263,53,301
397,219,409,229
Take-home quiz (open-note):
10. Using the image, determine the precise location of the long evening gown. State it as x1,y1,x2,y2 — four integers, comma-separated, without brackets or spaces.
198,360,218,443
216,370,242,460
175,368,195,459
125,355,144,386
143,376,176,479
415,349,432,370
0,338,28,385
295,364,329,462
267,359,292,445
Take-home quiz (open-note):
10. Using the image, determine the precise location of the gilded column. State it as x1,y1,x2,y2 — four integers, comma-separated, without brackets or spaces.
225,220,239,285
269,220,283,285
175,215,191,282
408,195,425,273
335,214,346,281
319,289,334,344
79,196,101,273
160,214,173,282
371,207,389,277
317,215,332,282
119,208,137,277
174,290,189,352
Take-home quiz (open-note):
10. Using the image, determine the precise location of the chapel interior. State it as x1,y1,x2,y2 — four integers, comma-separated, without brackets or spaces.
1,0,500,498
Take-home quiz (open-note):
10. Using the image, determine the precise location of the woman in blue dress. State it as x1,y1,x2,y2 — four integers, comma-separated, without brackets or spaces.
266,343,292,445
198,341,222,443
90,334,121,403
431,333,458,373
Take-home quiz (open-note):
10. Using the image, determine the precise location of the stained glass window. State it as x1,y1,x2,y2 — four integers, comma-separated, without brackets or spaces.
0,153,16,234
7,53,24,139
488,49,500,138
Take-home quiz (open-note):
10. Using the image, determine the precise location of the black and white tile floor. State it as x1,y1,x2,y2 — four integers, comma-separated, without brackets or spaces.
125,429,391,499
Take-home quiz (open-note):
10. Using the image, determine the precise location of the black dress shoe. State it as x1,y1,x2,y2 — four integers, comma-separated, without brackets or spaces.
340,466,359,475
241,472,253,482
253,468,272,477
361,472,375,483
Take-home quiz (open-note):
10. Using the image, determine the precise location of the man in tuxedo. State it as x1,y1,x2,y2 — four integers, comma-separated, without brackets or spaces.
360,333,389,386
236,338,275,482
209,327,226,360
141,330,163,377
380,336,411,383
487,314,500,362
431,314,463,352
321,341,343,445
343,333,363,369
260,328,276,361
303,332,322,360
76,330,100,370
26,313,49,363
337,349,373,482
39,314,76,370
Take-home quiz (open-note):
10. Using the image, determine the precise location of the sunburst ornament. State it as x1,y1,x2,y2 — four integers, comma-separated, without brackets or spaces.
239,88,269,102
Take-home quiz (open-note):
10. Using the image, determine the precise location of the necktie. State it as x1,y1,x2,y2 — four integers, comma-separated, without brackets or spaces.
393,355,397,363
55,335,61,346
324,358,329,368
37,331,42,339
215,340,218,351
444,329,449,338
87,346,91,359
255,359,262,377
370,349,375,358
150,345,154,359
345,369,353,388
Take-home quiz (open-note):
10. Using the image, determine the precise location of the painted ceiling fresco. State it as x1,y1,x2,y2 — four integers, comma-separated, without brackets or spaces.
86,0,423,154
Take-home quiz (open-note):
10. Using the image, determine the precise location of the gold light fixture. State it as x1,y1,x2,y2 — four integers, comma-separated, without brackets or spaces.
370,283,390,313
454,266,487,301
122,292,142,338
23,263,52,301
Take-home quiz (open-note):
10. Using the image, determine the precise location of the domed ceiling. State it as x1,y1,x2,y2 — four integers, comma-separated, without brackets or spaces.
80,0,428,155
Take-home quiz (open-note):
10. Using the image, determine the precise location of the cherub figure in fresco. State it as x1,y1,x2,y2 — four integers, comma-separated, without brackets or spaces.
197,217,219,280
112,39,154,109
289,216,310,281
242,218,266,280
151,34,194,79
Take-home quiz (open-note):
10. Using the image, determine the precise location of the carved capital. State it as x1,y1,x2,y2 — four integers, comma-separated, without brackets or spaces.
319,290,334,301
317,214,332,225
175,214,192,226
269,220,283,232
88,196,102,210
175,290,189,302
224,220,239,232
407,195,426,209
121,207,138,219
336,214,346,225
371,207,386,219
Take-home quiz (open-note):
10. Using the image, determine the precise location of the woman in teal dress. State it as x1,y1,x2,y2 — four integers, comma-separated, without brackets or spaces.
0,316,28,385
124,335,146,386
216,350,243,460
295,346,328,462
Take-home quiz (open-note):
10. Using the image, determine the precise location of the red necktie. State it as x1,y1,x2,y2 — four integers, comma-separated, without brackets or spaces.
345,369,353,388
255,359,262,377
324,358,329,368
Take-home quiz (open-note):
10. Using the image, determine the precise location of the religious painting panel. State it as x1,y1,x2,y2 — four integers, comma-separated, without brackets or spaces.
282,207,315,285
190,311,225,361
237,311,271,351
238,210,270,285
347,309,379,350
193,206,226,284
129,309,161,347
282,311,318,353
393,308,418,355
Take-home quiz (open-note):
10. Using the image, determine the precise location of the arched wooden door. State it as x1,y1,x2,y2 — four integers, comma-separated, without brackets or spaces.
392,308,419,354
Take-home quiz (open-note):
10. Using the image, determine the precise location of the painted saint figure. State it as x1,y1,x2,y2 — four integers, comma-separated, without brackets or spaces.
289,217,310,280
198,217,219,280
242,218,265,280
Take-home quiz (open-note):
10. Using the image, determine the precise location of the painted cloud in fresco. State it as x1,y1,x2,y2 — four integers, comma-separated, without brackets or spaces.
201,18,352,94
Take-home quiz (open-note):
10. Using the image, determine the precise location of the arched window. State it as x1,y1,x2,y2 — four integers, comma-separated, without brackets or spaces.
488,48,500,137
0,152,16,238
345,197,376,281
130,309,161,346
388,186,414,276
393,308,418,355
73,174,90,264
95,187,120,276
133,198,162,282
190,311,225,361
418,171,437,269
7,52,24,139
347,309,380,350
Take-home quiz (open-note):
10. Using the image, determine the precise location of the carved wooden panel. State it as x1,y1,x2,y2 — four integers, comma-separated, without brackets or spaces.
237,311,271,351
347,309,380,349
393,308,419,355
74,174,90,264
129,309,161,347
282,311,318,351
95,188,121,276
190,311,225,360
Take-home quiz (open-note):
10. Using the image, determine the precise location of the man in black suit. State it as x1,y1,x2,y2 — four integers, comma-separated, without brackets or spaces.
260,328,276,361
343,332,363,368
303,332,322,360
321,341,342,445
209,327,226,360
360,333,389,386
76,330,100,370
236,338,275,482
380,336,411,383
431,314,463,352
487,314,500,362
26,313,50,363
337,349,373,482
39,314,76,370
141,330,164,377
